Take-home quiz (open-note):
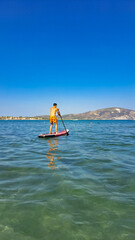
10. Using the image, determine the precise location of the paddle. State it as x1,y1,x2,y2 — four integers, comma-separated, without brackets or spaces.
59,113,69,135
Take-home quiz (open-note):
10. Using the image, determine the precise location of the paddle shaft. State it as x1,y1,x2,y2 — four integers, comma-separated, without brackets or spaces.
59,114,69,135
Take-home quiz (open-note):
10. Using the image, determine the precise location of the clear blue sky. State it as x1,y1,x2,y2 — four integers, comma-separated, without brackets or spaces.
0,0,135,116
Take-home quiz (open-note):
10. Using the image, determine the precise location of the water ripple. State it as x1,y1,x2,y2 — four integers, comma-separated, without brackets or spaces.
0,120,135,240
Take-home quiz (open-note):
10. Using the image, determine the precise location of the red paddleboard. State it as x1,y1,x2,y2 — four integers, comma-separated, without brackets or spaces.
38,129,69,138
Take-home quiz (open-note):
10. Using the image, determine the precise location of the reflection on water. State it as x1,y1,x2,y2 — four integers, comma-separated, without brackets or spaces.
46,139,60,169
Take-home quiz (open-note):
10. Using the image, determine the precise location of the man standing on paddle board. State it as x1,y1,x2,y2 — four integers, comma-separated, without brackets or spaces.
49,103,61,134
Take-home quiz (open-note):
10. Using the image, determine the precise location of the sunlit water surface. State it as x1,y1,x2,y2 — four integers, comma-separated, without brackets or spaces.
0,120,135,240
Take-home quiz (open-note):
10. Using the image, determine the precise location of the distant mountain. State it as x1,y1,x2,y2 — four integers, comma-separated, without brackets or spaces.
62,107,135,120
38,107,135,120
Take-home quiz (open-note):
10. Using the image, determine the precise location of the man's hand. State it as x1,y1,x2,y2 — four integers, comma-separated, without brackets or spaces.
58,112,61,117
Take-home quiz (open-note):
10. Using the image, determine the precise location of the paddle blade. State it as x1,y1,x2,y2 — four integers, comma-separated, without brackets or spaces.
66,129,69,135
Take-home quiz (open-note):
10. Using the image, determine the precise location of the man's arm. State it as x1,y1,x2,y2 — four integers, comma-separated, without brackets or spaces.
57,108,61,117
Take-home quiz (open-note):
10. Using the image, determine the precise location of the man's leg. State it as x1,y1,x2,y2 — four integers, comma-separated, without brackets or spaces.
50,123,53,134
55,122,58,134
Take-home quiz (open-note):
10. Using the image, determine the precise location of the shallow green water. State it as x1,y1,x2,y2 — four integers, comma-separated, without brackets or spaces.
0,120,135,240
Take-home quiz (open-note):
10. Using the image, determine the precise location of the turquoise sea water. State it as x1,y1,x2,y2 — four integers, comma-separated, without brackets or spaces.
0,120,135,240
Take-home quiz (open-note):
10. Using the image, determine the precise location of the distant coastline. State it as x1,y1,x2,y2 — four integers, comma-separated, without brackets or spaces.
1,107,135,120
0,116,48,121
